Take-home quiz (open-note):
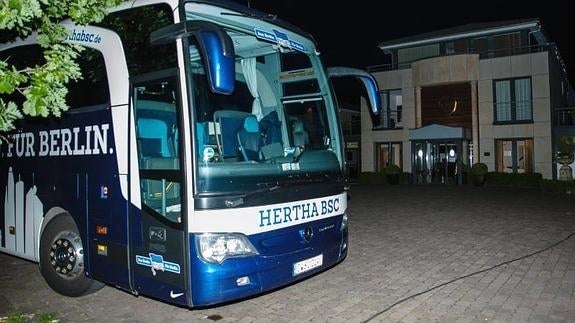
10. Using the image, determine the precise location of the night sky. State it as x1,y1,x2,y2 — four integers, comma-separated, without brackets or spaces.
241,0,574,105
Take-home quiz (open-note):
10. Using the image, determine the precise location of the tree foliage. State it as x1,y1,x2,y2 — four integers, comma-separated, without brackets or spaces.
0,0,122,132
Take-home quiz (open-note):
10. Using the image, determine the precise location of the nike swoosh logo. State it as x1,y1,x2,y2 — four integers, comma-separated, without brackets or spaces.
170,291,184,298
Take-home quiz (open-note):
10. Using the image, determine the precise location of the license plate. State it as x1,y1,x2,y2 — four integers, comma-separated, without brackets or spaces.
293,254,323,276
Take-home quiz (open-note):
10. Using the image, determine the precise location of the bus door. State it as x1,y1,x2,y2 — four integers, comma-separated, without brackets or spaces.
128,69,189,305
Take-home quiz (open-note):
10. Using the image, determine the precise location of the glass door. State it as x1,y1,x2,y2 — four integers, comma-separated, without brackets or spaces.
413,141,460,184
444,143,458,184
414,142,428,184
129,70,189,306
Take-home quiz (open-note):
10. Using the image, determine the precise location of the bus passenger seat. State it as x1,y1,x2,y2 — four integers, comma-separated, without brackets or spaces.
137,118,171,157
237,115,262,161
259,111,283,146
170,125,179,157
213,110,251,161
196,122,206,158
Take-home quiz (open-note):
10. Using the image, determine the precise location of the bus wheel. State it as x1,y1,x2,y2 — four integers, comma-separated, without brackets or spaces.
40,215,104,297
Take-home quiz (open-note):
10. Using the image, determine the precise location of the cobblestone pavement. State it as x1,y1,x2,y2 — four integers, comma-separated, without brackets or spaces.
2,185,575,322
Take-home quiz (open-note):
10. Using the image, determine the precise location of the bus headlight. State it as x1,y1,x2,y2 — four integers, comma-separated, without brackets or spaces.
196,233,259,264
341,212,348,231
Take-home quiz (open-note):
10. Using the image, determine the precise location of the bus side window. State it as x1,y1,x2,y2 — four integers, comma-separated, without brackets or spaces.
67,48,110,109
132,76,182,223
0,45,110,112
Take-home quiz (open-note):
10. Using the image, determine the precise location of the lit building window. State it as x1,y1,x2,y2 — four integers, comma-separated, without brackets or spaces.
495,138,533,173
494,77,532,123
376,142,402,171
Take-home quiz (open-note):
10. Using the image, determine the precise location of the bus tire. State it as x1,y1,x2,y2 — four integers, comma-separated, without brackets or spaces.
39,215,104,297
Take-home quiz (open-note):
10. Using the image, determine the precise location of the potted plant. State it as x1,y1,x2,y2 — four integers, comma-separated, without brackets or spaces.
556,137,574,181
385,163,401,185
471,162,488,186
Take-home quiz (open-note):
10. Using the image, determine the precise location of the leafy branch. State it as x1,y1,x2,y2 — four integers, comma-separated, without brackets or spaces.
0,0,122,132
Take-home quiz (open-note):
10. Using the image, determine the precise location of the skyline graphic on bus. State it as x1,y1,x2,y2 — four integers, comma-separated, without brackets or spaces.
1,167,44,260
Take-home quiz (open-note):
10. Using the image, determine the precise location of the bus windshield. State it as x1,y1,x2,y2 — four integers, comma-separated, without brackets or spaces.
185,3,344,195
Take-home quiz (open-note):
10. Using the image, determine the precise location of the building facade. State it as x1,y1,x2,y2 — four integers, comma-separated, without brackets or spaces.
363,19,575,184
340,107,362,179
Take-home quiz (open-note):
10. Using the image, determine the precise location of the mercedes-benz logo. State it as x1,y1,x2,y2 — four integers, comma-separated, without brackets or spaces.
302,226,314,242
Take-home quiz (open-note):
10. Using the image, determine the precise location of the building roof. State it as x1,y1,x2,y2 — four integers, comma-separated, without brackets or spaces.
378,18,544,51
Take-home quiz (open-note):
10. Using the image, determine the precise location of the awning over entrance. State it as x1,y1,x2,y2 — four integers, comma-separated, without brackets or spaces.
409,124,471,141
409,124,473,185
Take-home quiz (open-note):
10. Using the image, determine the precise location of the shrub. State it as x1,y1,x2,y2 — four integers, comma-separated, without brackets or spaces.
359,172,386,184
359,169,409,185
540,179,575,194
399,172,411,184
471,162,488,176
485,172,543,188
385,163,401,175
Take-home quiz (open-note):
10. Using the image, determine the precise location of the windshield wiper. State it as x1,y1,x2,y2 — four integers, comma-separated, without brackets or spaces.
249,183,281,195
220,12,278,20
225,183,280,208
324,172,344,184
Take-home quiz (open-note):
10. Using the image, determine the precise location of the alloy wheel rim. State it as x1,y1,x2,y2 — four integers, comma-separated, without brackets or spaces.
49,231,84,279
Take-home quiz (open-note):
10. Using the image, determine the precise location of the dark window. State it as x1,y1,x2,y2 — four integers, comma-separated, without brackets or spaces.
0,44,45,106
280,52,311,71
0,45,109,110
67,48,110,109
397,44,439,65
473,32,523,58
98,3,176,76
471,37,488,55
444,39,469,55
351,114,361,135
454,39,469,54
378,89,402,129
282,79,320,96
492,32,521,56
284,100,329,150
192,73,252,123
0,44,44,68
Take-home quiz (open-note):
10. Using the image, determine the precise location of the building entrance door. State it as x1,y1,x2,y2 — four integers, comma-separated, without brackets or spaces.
430,143,458,184
413,140,467,185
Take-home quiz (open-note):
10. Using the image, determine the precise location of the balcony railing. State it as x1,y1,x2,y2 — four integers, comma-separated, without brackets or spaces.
376,110,402,130
341,119,361,135
555,107,575,126
368,44,551,73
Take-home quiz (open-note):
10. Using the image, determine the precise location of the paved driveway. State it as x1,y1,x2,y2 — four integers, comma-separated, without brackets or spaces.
2,185,575,322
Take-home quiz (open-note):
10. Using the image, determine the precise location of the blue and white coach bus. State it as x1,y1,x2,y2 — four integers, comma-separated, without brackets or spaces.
0,0,381,307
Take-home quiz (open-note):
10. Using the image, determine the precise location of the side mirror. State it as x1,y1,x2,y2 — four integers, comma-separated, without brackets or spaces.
150,20,235,95
327,67,381,128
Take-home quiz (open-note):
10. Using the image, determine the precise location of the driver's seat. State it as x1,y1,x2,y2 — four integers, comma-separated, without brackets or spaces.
292,119,309,147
